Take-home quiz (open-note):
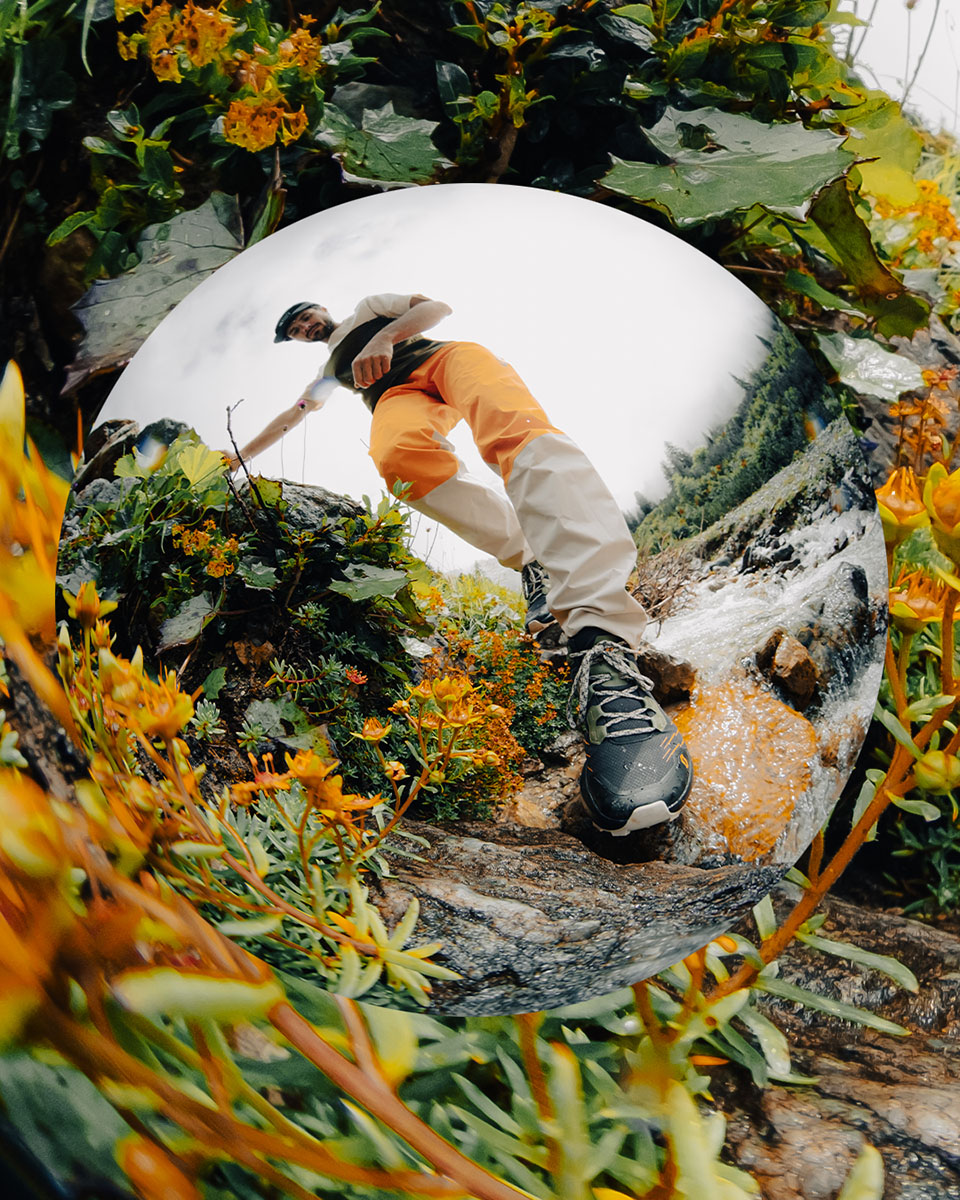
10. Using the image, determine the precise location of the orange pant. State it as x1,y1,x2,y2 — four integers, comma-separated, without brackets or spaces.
368,341,647,644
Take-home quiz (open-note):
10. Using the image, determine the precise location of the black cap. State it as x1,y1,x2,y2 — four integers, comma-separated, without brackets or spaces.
274,301,317,343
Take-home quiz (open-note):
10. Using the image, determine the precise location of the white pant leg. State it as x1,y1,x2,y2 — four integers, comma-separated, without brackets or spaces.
504,432,647,646
409,433,534,571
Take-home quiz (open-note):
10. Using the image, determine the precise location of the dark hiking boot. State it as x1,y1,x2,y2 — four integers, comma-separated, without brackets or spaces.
567,627,693,835
521,560,562,646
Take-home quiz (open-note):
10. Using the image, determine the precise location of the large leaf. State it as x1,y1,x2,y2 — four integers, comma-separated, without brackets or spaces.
158,592,218,652
316,102,449,185
816,332,925,400
841,91,922,175
328,562,410,601
808,178,930,338
62,193,243,394
603,106,855,227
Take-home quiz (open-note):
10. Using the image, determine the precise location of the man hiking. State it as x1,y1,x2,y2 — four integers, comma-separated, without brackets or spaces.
227,292,693,834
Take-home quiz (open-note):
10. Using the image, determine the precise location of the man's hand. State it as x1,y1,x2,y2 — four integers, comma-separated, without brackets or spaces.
352,332,394,389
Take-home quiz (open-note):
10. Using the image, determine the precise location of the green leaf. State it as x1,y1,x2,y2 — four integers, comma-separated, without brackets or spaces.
612,3,654,25
890,794,943,822
46,209,97,245
0,1052,129,1188
850,775,878,841
174,441,227,489
603,106,855,227
112,968,283,1020
216,914,285,937
158,592,217,652
872,702,923,760
902,693,955,723
752,893,777,941
202,666,227,699
796,930,918,991
841,91,922,175
753,974,909,1036
816,332,926,400
242,697,321,751
598,13,656,48
808,179,930,338
62,193,243,395
316,102,448,185
737,1005,793,1078
238,559,279,589
785,267,864,314
329,562,410,601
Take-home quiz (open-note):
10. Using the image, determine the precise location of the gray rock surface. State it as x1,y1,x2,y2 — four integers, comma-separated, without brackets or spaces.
722,891,960,1198
375,820,783,1015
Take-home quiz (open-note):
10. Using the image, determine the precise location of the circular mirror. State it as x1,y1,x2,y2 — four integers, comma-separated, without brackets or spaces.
60,184,886,1015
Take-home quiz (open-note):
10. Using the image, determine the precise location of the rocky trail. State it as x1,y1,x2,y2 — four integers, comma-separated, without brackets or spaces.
721,889,960,1200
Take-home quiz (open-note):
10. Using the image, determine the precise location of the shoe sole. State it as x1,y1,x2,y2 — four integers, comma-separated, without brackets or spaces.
526,617,563,647
580,770,693,836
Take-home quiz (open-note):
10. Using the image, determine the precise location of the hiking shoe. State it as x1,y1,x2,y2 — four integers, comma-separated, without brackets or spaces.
521,560,561,645
567,628,693,835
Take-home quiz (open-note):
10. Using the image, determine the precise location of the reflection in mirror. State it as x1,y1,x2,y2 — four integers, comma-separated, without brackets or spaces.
60,185,886,1015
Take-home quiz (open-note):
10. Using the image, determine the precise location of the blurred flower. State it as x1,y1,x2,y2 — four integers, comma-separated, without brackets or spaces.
345,668,367,686
384,760,407,782
924,463,960,563
62,581,119,633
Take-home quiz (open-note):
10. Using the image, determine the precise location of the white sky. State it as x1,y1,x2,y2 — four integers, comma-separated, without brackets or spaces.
841,0,960,137
100,185,771,573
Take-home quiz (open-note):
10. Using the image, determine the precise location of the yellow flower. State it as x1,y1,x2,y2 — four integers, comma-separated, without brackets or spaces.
914,749,960,794
875,467,929,548
134,671,194,741
62,581,119,632
924,463,960,563
384,760,407,782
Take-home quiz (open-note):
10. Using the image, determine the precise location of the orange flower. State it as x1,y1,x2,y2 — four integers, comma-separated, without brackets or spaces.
353,717,391,743
875,467,929,548
180,0,234,68
922,366,959,391
133,670,195,741
222,97,282,152
888,570,945,633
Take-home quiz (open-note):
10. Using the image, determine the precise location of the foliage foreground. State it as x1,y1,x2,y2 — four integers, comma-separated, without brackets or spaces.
6,1,960,1198
3,358,918,1198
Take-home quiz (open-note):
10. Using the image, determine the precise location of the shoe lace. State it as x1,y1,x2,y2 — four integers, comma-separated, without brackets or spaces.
566,641,659,737
522,560,547,603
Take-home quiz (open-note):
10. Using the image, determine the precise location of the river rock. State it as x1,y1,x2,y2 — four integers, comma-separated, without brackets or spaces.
375,820,784,1016
719,889,960,1198
757,632,821,710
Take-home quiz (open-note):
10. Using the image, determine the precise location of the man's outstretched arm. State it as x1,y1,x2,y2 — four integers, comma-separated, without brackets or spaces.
225,377,337,470
353,296,452,389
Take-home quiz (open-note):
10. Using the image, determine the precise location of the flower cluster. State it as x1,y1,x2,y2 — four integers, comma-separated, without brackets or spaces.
117,0,321,152
222,96,309,152
172,518,240,577
873,178,960,267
